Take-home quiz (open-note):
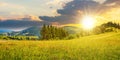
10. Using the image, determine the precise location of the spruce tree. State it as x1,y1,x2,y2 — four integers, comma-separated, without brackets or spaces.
40,24,47,39
40,24,69,40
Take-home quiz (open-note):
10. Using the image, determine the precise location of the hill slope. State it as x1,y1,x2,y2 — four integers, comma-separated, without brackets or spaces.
0,32,120,60
19,27,41,36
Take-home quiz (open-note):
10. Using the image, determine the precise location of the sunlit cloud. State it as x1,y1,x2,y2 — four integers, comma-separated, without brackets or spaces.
23,15,41,21
0,15,41,21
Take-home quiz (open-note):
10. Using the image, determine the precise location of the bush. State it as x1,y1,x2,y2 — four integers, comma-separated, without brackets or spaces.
65,34,77,40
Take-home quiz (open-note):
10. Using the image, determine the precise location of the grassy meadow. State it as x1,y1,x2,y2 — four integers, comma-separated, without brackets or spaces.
0,32,120,60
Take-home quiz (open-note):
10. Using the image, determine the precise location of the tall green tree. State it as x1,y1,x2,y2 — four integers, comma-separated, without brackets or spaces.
40,24,69,40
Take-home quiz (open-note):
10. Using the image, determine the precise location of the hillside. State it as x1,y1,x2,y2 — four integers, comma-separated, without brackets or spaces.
19,27,41,36
0,32,120,60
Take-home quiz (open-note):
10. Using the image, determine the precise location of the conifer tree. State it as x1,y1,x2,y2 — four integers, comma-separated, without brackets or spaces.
40,24,69,40
40,24,47,39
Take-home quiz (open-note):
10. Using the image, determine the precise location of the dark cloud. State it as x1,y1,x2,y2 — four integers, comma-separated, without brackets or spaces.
40,15,77,24
0,20,49,30
102,0,120,8
40,0,120,24
104,0,120,5
40,0,101,24
57,0,100,15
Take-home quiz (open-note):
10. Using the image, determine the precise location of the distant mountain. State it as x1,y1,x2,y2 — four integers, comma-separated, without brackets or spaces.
7,27,41,36
6,26,80,36
0,29,13,34
19,27,41,36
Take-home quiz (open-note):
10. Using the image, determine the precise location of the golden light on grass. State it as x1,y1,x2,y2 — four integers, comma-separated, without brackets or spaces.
81,16,96,30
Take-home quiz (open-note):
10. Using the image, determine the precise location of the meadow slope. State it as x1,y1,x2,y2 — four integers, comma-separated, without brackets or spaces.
0,32,120,60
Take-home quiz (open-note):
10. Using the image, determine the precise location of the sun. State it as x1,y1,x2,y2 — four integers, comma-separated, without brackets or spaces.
81,16,96,30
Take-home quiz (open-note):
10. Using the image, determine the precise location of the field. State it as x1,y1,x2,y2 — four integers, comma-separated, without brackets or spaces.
0,32,120,60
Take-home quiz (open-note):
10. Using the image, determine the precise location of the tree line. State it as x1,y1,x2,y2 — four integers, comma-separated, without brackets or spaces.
0,36,39,40
94,22,120,33
77,22,120,37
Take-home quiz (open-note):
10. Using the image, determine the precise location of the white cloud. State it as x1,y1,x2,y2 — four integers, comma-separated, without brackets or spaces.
93,0,106,3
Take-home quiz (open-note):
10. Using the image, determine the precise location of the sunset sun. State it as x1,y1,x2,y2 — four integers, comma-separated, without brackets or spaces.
81,16,96,30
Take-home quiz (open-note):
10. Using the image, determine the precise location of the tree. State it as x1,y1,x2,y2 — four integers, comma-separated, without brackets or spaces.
40,24,47,39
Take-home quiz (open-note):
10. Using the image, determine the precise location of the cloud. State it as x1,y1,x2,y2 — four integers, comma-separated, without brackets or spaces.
93,0,106,4
104,0,119,4
20,15,41,21
0,20,50,30
40,0,101,24
46,0,72,8
40,0,120,25
103,0,120,7
0,15,44,30
0,15,41,21
100,0,120,23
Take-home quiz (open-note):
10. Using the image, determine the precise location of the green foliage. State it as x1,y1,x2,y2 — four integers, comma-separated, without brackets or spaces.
93,22,120,34
65,34,77,39
40,24,69,40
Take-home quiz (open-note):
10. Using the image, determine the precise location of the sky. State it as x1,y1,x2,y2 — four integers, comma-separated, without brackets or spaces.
0,0,71,19
0,0,120,31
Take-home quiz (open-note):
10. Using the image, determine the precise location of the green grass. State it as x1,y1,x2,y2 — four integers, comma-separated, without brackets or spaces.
0,32,120,60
